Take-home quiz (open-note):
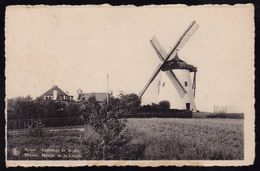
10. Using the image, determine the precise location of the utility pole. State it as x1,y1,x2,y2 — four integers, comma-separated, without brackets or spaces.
103,73,110,160
106,74,109,104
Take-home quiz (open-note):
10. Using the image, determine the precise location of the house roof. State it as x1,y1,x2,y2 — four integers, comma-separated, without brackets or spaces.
80,92,107,102
39,85,70,98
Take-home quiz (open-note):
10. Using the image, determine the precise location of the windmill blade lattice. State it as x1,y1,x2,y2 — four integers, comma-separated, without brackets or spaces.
169,21,199,60
150,36,187,98
139,21,198,99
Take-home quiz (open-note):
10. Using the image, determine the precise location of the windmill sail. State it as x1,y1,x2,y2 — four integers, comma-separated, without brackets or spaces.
139,21,198,98
150,36,186,98
169,21,199,60
150,36,167,58
138,63,162,97
167,70,186,98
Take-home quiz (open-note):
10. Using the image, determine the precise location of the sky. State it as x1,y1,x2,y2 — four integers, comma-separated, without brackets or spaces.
5,4,254,112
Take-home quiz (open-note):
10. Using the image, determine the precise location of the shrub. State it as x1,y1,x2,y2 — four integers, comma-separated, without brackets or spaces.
151,103,160,110
158,100,170,110
81,131,146,160
27,120,45,137
119,93,141,114
135,103,192,118
81,137,103,160
81,93,145,159
206,113,244,119
122,111,192,118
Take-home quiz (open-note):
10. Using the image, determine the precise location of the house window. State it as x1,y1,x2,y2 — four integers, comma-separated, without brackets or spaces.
184,81,188,87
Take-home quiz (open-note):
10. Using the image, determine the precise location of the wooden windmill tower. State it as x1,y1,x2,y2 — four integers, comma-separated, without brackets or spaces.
139,21,199,111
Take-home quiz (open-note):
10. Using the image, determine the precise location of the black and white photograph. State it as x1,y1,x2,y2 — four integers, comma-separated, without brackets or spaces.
5,4,254,167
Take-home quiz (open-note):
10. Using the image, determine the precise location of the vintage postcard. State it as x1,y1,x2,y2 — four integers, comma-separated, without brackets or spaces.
5,4,254,167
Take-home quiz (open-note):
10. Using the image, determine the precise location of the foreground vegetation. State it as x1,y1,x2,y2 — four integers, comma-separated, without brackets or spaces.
7,118,243,160
126,118,244,160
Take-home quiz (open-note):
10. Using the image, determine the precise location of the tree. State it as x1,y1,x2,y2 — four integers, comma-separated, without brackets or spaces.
159,100,170,110
81,93,132,159
151,102,159,111
8,96,34,118
119,93,141,114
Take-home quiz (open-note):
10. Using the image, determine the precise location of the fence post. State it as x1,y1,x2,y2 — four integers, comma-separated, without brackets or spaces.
103,143,106,160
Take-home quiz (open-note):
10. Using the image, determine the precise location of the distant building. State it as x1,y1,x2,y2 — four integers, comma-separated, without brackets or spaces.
78,92,107,104
39,85,73,101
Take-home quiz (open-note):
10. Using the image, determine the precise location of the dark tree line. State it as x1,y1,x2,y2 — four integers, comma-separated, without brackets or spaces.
139,100,170,113
7,93,142,120
7,93,177,121
7,96,82,120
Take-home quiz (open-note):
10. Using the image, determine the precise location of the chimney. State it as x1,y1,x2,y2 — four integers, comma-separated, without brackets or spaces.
53,89,58,100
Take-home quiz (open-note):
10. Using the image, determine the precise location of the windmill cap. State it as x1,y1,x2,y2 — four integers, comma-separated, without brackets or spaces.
162,54,197,72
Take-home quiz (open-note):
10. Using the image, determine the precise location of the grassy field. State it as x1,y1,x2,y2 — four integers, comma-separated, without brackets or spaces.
7,118,244,160
125,118,244,160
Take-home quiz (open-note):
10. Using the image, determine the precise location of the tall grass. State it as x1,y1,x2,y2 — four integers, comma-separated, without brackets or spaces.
7,118,243,160
125,118,244,160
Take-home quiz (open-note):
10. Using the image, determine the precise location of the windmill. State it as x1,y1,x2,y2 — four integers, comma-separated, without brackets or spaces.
139,21,199,111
